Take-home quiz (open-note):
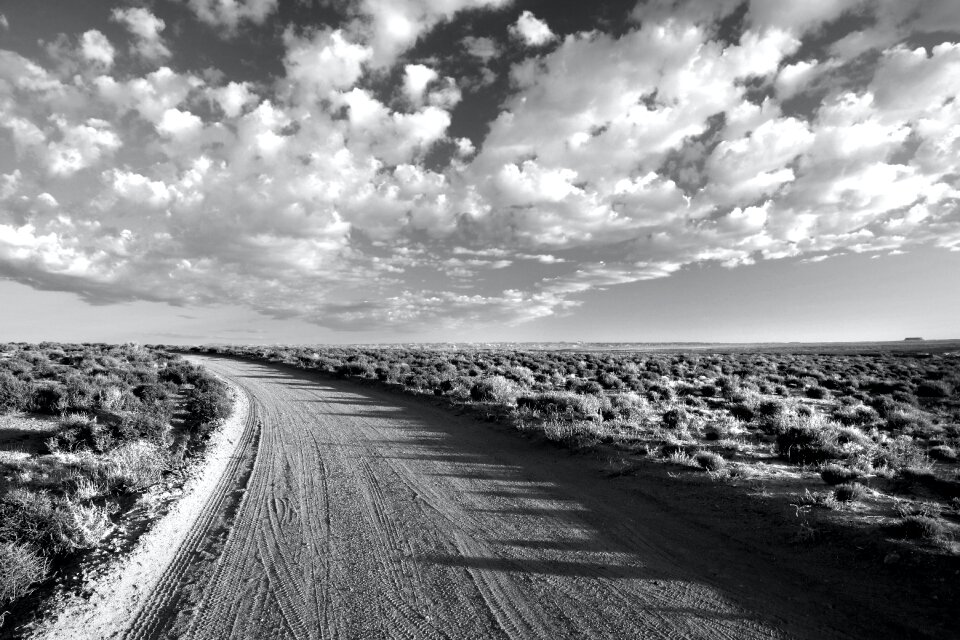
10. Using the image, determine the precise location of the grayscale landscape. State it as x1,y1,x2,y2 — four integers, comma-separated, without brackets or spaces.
1,0,959,638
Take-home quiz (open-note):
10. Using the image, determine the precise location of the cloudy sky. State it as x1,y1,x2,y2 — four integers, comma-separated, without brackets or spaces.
1,0,959,344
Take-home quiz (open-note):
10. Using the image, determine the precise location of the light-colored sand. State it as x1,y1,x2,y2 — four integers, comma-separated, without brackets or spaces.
24,380,251,640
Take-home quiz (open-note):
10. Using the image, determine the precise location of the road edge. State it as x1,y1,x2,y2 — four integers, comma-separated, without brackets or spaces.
23,376,253,640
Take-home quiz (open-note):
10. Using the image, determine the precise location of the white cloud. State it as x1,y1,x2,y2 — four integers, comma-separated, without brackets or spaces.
110,170,175,208
80,30,115,68
870,43,960,116
187,0,278,31
47,119,122,176
0,14,8,30
705,117,814,203
509,11,555,47
10,117,123,177
283,29,371,102
157,108,204,140
402,64,438,105
208,81,257,118
96,67,204,124
112,7,171,60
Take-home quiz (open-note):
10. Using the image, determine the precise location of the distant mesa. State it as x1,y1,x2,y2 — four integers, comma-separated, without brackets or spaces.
904,337,924,341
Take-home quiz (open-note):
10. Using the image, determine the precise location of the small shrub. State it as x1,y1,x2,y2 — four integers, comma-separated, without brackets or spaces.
756,398,804,434
704,415,738,441
0,490,94,555
661,406,691,430
0,542,48,605
28,381,68,414
775,418,842,465
117,411,169,444
186,383,232,427
103,440,168,491
728,402,755,422
833,482,866,502
470,376,519,404
875,436,930,471
0,371,30,413
606,392,648,421
67,502,113,548
820,463,860,485
694,451,726,471
805,386,828,399
895,515,947,541
833,403,879,426
48,413,115,453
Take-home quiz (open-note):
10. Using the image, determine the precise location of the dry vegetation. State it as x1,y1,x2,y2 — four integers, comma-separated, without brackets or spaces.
194,344,960,554
0,343,231,620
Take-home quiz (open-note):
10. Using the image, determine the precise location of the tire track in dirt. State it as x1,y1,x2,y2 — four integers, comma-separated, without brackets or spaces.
123,356,909,639
122,388,261,640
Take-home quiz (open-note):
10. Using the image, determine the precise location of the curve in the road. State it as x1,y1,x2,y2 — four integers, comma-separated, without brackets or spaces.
120,357,900,640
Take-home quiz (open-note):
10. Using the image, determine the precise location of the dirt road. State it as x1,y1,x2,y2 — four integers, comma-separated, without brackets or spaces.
118,357,938,640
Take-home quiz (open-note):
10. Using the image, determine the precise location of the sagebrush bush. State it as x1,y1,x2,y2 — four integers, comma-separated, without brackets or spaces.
0,490,96,555
694,451,726,471
28,380,67,414
896,515,947,541
469,375,519,404
660,406,691,430
875,436,930,471
833,482,867,502
820,463,860,485
0,371,31,413
704,415,739,441
775,415,843,464
516,391,601,419
117,411,169,444
186,382,232,427
832,403,879,426
805,386,828,399
0,541,48,605
103,440,168,491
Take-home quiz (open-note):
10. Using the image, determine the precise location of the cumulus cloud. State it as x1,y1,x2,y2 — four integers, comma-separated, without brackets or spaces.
2,0,959,332
80,30,115,68
112,7,171,60
402,64,438,105
509,11,555,47
208,81,257,118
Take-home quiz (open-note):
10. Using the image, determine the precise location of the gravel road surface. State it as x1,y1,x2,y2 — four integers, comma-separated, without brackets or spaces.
117,356,926,640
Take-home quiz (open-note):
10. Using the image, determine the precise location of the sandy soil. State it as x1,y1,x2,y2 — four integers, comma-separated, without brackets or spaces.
26,356,956,639
0,414,59,460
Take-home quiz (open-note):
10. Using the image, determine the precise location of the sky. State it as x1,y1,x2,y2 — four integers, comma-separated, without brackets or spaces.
0,0,959,345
